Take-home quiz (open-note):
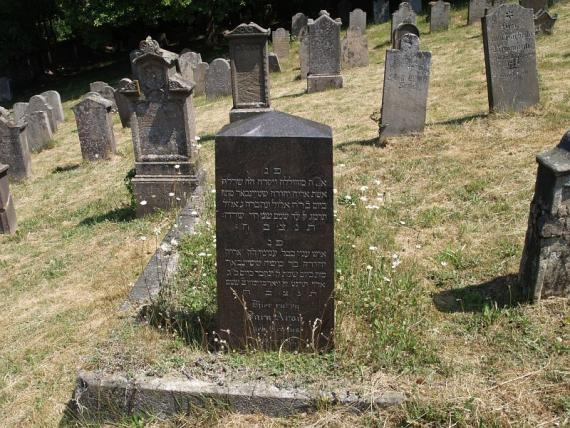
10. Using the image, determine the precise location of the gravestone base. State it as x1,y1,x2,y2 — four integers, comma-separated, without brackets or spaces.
229,107,274,123
307,75,343,93
0,194,17,234
132,175,201,217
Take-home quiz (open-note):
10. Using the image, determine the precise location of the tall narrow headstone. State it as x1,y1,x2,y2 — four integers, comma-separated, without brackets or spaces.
349,8,367,35
119,36,200,217
27,111,52,151
299,27,310,80
206,59,232,100
392,23,420,49
307,11,343,93
342,27,369,68
268,53,282,72
72,94,116,161
0,164,17,234
272,28,290,62
225,23,272,123
0,117,30,180
519,131,570,301
215,111,334,350
179,50,202,83
115,78,132,128
380,34,431,140
391,2,417,43
468,0,492,25
41,90,65,124
292,12,308,37
29,95,57,133
193,62,209,96
430,0,451,32
373,0,390,23
482,4,539,112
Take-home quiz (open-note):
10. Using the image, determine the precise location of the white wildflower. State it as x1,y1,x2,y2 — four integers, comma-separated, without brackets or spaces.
168,192,175,197
369,246,378,251
366,265,373,271
441,261,448,267
373,179,381,185
198,252,207,257
359,185,368,192
140,200,147,206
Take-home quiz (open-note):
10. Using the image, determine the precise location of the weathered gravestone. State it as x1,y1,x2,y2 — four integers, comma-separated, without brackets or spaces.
72,94,116,161
215,110,334,350
41,90,65,124
119,37,200,217
519,131,570,301
13,102,28,124
206,59,232,100
0,78,12,102
193,62,209,96
89,81,117,110
373,0,390,23
179,50,202,83
520,0,548,12
299,26,310,80
342,27,369,68
225,23,273,123
391,2,417,43
268,53,282,72
349,8,367,35
430,0,451,32
534,9,557,34
307,11,343,93
291,12,308,37
482,4,539,112
26,111,52,151
0,107,10,119
29,95,57,133
392,23,420,49
0,117,30,180
0,164,17,234
272,28,290,62
468,0,492,25
380,34,431,140
114,78,132,128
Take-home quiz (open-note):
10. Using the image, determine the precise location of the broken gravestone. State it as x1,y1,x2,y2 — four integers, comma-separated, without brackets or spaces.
72,94,116,161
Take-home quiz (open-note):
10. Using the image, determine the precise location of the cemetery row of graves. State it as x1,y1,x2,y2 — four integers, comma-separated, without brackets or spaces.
0,0,568,425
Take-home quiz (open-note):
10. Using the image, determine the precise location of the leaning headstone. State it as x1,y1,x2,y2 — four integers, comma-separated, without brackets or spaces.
534,9,557,34
292,12,308,37
268,53,282,72
29,95,57,133
26,111,52,151
349,8,367,35
392,23,420,49
13,103,28,123
307,11,343,93
72,94,116,161
114,78,132,128
89,81,117,110
41,90,65,124
380,34,431,140
193,62,209,96
520,0,548,13
179,50,202,83
342,27,369,68
468,0,492,25
391,2,417,43
225,23,273,123
0,164,17,234
373,0,390,23
272,28,290,62
430,0,451,32
299,26,310,80
519,131,570,301
119,36,200,217
482,4,539,112
215,110,334,350
206,58,232,100
0,78,12,102
0,117,30,180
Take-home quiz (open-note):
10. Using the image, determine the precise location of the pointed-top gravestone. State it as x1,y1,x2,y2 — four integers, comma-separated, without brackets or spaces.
307,12,343,93
392,23,420,49
119,36,200,217
380,34,431,140
429,0,451,32
206,58,232,100
391,2,417,42
224,22,272,123
268,52,282,72
482,4,539,112
41,90,65,124
291,12,308,37
215,110,334,351
29,95,57,133
534,9,557,34
349,8,367,35
468,0,492,25
342,27,369,68
0,163,17,234
72,94,116,161
0,117,30,180
272,28,290,62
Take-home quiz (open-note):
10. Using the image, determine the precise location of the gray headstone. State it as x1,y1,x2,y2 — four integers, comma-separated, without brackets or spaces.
430,0,451,32
13,103,28,124
391,2,417,42
482,4,539,112
272,28,290,62
0,164,17,234
342,27,369,68
520,0,548,13
215,111,334,351
179,50,202,83
380,34,431,140
268,53,282,72
0,78,12,102
307,13,343,93
72,94,116,161
0,117,30,180
193,62,209,96
534,9,557,34
115,78,132,128
519,131,570,301
349,8,367,35
29,95,57,133
41,90,65,123
27,111,52,151
373,0,390,23
392,23,420,49
89,81,117,110
468,0,492,25
206,58,232,100
225,23,273,123
291,12,308,37
299,27,310,80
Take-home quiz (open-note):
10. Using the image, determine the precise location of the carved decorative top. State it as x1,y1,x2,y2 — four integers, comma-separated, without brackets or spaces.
139,36,161,54
224,22,270,38
131,36,178,67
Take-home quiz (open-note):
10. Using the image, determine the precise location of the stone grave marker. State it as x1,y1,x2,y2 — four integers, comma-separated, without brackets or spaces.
27,111,52,151
409,0,423,13
380,34,431,140
41,90,65,124
114,78,132,128
90,81,117,110
373,0,390,23
119,36,200,217
179,50,202,83
225,22,272,123
272,28,290,62
268,53,282,72
349,8,367,35
430,0,451,32
292,12,308,37
193,62,209,96
391,2,417,42
520,0,548,13
392,23,420,49
482,4,539,112
13,102,28,123
206,58,232,100
519,130,570,301
342,27,369,68
0,164,17,234
307,11,343,93
468,0,492,25
299,26,310,80
534,9,557,34
0,78,12,102
72,94,116,161
0,117,30,180
215,110,334,350
29,95,57,133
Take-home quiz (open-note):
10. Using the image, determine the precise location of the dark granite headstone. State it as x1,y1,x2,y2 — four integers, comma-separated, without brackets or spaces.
115,78,132,128
0,163,17,234
519,130,570,301
392,23,420,49
482,4,539,112
225,23,272,123
0,117,30,180
534,9,557,34
215,111,334,351
373,0,390,23
307,11,343,93
380,34,431,140
291,12,308,37
193,62,209,96
206,58,232,100
27,111,52,151
391,2,417,42
342,27,369,68
72,94,116,161
430,0,451,32
349,8,367,35
272,28,290,63
41,90,65,124
268,53,282,72
29,95,57,133
468,0,492,25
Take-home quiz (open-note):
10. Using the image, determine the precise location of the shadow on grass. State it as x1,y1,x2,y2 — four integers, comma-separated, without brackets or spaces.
429,112,488,126
373,40,391,50
53,163,81,174
274,90,306,100
198,133,216,144
432,274,528,313
337,136,380,150
79,205,136,226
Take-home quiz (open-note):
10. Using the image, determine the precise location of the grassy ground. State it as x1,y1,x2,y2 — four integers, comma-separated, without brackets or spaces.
1,2,569,427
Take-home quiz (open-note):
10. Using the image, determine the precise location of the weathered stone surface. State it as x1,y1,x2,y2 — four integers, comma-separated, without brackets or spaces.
216,111,334,350
193,62,209,96
534,9,557,34
468,0,492,25
307,12,343,93
0,164,17,234
520,0,547,12
121,36,200,217
72,94,116,161
115,78,132,128
392,23,420,49
89,81,117,110
0,117,30,180
272,28,290,62
380,34,431,140
349,8,367,35
206,58,232,100
482,4,539,112
268,53,282,72
225,22,272,123
342,27,369,68
430,0,451,32
41,90,65,123
179,50,202,83
13,102,28,123
29,95,57,133
519,131,570,301
299,26,310,80
0,77,12,102
391,2,417,42
27,111,52,151
291,12,308,37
